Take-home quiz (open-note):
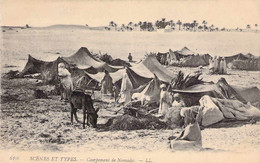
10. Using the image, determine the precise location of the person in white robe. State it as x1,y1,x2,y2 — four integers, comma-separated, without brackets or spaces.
118,72,133,104
158,84,172,115
223,58,227,74
212,56,218,73
58,63,74,101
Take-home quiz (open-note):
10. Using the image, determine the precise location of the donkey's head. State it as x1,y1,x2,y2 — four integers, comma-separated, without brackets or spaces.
87,108,99,128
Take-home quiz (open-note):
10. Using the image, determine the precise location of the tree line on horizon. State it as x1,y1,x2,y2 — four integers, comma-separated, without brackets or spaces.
105,18,258,32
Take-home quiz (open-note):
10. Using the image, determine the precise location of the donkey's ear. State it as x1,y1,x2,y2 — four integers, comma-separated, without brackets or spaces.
95,107,100,113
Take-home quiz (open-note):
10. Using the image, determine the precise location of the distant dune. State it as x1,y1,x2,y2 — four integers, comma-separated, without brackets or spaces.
31,24,107,31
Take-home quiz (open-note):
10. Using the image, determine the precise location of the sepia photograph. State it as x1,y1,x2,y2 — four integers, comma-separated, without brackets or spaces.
0,0,259,162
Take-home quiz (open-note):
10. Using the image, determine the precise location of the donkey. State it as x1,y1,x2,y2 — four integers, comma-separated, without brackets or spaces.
70,90,99,129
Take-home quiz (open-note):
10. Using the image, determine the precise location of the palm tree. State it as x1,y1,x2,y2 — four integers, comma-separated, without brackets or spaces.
193,20,197,31
210,24,214,31
183,23,187,30
169,20,174,27
246,24,251,29
138,21,142,26
176,20,182,31
255,24,258,32
202,20,207,31
109,21,115,27
198,25,203,31
128,22,133,26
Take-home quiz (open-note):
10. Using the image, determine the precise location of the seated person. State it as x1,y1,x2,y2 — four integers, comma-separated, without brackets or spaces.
169,107,202,151
172,93,185,107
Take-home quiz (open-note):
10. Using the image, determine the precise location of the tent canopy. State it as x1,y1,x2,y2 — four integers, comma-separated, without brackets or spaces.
131,53,176,83
171,78,260,107
62,47,123,72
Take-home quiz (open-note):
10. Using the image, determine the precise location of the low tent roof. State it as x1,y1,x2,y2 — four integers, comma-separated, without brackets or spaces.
131,53,176,83
171,78,253,105
85,68,126,84
224,53,250,64
175,47,195,56
62,47,123,72
20,54,98,84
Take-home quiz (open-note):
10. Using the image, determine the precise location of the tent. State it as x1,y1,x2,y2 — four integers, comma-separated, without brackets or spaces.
171,78,259,107
167,49,188,63
19,55,97,84
62,47,123,72
224,53,260,71
175,47,195,56
157,47,212,67
170,54,211,67
156,52,168,65
224,53,251,64
19,47,124,84
230,59,260,71
132,74,161,104
131,53,176,83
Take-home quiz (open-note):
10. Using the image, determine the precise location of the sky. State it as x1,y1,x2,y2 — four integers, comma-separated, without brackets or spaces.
0,0,259,28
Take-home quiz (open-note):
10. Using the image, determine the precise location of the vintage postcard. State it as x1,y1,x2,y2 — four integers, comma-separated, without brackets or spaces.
0,0,259,162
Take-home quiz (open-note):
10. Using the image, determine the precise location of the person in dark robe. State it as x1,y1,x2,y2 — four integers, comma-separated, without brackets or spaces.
128,53,133,62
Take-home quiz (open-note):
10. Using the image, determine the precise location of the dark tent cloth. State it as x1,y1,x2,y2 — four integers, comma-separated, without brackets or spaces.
168,48,191,61
19,55,97,84
171,54,211,67
126,67,152,89
62,47,123,73
19,55,70,84
224,53,251,64
157,47,211,67
231,85,260,107
171,78,257,107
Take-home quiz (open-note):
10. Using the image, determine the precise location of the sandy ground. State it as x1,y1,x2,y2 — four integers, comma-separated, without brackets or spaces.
1,66,260,154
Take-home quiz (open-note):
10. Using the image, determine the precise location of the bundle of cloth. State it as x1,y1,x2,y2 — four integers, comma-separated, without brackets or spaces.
176,95,260,128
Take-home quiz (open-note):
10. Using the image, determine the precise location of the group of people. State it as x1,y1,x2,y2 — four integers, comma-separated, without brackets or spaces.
58,61,186,114
209,56,227,74
58,62,118,102
158,84,185,115
57,62,202,151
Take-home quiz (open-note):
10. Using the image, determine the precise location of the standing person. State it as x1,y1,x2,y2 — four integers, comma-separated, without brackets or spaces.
128,53,133,62
209,57,214,74
158,84,172,115
101,70,113,95
223,58,227,74
219,58,224,74
58,63,74,102
118,72,133,104
213,56,218,73
113,84,120,103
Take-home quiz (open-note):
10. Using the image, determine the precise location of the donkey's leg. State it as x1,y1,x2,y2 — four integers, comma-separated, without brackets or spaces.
87,114,90,126
82,97,86,129
70,102,74,125
83,108,86,129
74,111,82,123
